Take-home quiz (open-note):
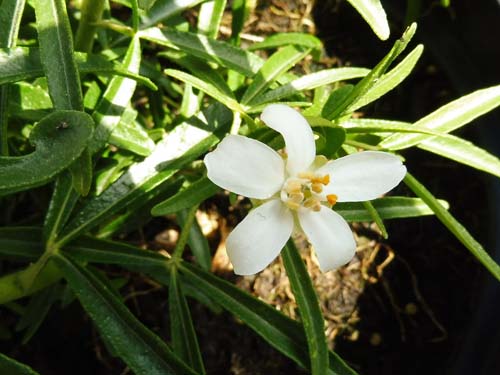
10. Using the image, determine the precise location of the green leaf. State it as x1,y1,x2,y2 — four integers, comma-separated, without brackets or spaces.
69,148,93,196
43,172,80,246
165,68,245,113
314,126,347,158
0,0,25,48
33,0,83,110
108,108,155,156
57,104,231,246
179,262,357,375
250,68,369,107
16,284,60,344
0,227,43,261
169,270,206,374
62,237,224,314
140,0,206,29
89,36,143,154
0,0,26,155
0,352,40,375
345,0,390,40
242,45,311,105
178,209,212,272
197,0,227,39
152,176,219,216
362,201,388,238
230,0,254,45
0,48,156,89
8,82,52,121
0,110,94,196
53,253,197,375
339,118,444,136
335,197,450,221
404,173,500,281
329,23,417,119
417,133,500,178
347,44,423,113
380,85,500,150
282,241,329,375
159,51,235,98
0,260,61,304
138,27,263,76
248,32,322,51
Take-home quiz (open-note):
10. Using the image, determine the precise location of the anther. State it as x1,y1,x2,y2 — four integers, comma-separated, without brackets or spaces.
298,171,314,180
304,198,321,212
289,192,304,203
286,180,302,194
285,200,300,210
326,194,338,206
311,183,323,193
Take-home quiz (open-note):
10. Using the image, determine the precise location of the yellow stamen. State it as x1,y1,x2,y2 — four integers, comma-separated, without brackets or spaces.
286,180,302,194
311,183,323,193
304,198,321,211
326,194,338,206
285,200,300,210
298,171,314,180
289,192,304,203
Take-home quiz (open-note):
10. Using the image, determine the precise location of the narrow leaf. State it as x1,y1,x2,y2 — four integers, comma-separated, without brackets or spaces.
53,253,197,375
329,23,417,119
169,270,206,373
418,133,500,178
404,173,500,281
0,0,26,155
380,85,500,150
362,201,388,238
0,353,40,375
345,0,390,40
152,176,219,216
282,240,329,375
43,172,79,246
165,68,245,113
248,32,322,51
57,105,231,246
347,44,423,113
242,45,310,105
250,67,369,107
138,27,263,76
178,210,212,271
0,227,43,261
108,108,155,156
0,47,156,89
140,0,206,29
335,197,449,221
179,262,357,375
33,0,83,110
197,0,227,38
89,36,142,154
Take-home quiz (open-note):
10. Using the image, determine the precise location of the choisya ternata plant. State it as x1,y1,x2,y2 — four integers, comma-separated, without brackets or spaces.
1,0,500,374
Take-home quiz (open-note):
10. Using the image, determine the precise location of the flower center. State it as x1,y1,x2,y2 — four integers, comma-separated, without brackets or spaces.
280,171,337,212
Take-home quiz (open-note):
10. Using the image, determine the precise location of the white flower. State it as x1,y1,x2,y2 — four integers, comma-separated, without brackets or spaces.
204,104,407,275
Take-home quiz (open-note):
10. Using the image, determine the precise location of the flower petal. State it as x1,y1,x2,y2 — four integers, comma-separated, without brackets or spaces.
204,134,285,199
261,104,315,176
226,199,293,275
298,207,356,272
316,151,406,202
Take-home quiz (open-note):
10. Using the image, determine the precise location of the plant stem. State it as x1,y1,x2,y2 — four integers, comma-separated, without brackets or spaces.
173,205,199,261
75,0,106,52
